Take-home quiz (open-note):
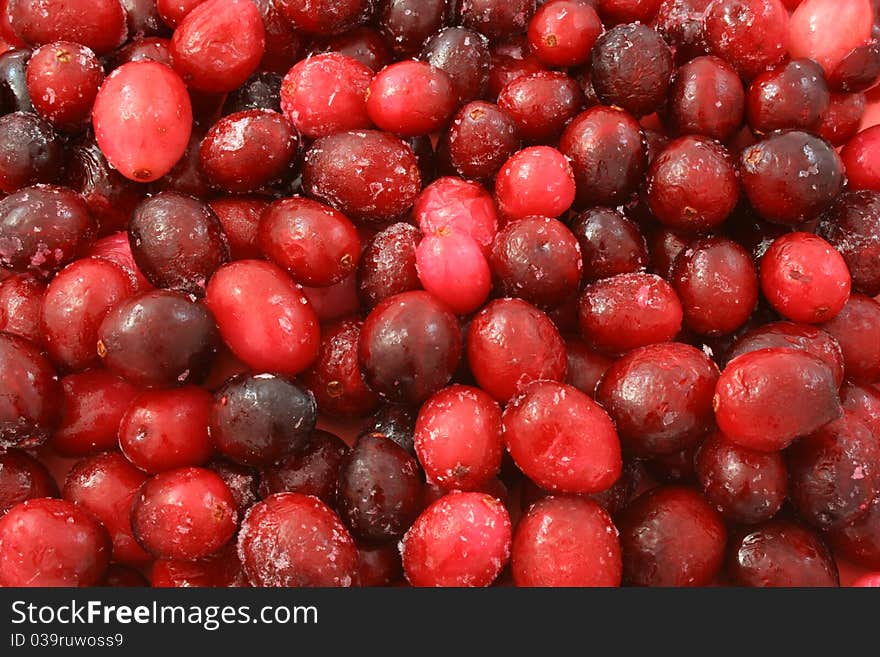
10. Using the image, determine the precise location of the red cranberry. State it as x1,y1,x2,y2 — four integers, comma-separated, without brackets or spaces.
93,61,192,182
205,260,320,376
819,294,880,384
714,348,842,451
421,27,491,107
729,520,839,586
121,0,165,36
828,495,880,569
817,92,867,146
207,197,265,261
359,291,461,404
841,126,880,192
656,0,712,62
818,191,880,296
841,381,880,437
467,298,567,402
458,0,537,41
238,492,358,587
98,289,220,387
8,0,126,55
441,101,520,180
497,71,584,143
323,27,391,73
0,498,111,586
0,450,58,515
210,374,316,467
259,429,348,505
303,130,421,225
667,55,745,141
274,0,370,36
0,333,61,449
416,230,492,316
378,0,447,56
402,491,512,587
598,0,663,23
414,176,498,253
0,112,63,194
156,0,203,27
367,60,456,137
151,543,248,587
87,232,152,292
26,41,103,131
746,59,830,134
487,37,546,99
152,129,210,198
648,227,691,280
560,106,646,208
63,452,150,565
564,339,613,398
570,208,648,284
0,273,44,342
358,222,421,309
132,466,237,560
527,0,602,68
357,542,403,586
618,486,726,586
513,496,622,587
206,459,259,516
704,0,789,78
113,36,173,67
789,0,875,76
495,147,575,222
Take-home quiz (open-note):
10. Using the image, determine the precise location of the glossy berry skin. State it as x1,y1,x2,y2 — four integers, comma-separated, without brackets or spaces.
280,53,372,140
527,1,603,68
357,222,421,309
205,260,320,377
0,450,58,516
379,0,447,57
0,333,61,450
63,452,150,566
787,412,880,531
259,429,349,506
667,55,745,142
817,92,866,147
655,0,713,61
841,126,880,193
359,291,461,405
0,273,45,343
0,498,111,587
746,59,830,134
467,298,567,403
210,374,316,467
728,520,839,587
131,467,237,560
840,381,880,438
259,197,360,288
442,101,520,181
512,496,622,587
421,26,491,105
238,492,358,587
579,273,683,355
7,0,126,55
494,147,575,221
760,232,851,324
704,0,789,79
618,486,726,587
819,294,880,384
337,433,423,544
497,71,584,143
714,348,842,452
223,71,282,114
323,27,390,73
414,385,503,492
564,339,613,398
829,496,880,569
597,342,719,457
367,405,418,457
274,0,369,36
570,208,648,284
788,0,874,76
92,62,192,183
97,290,220,388
26,41,103,131
740,131,844,226
818,191,880,296
416,231,492,316
414,177,498,254
366,61,456,137
503,381,622,494
401,492,512,587
695,432,787,524
0,112,63,194
591,23,674,118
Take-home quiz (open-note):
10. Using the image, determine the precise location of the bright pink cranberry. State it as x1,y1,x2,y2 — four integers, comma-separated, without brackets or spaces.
788,0,874,76
820,294,880,384
280,53,373,140
238,492,358,587
26,41,103,131
151,543,247,587
0,450,58,515
93,62,193,182
512,496,622,587
8,0,126,55
841,126,880,192
366,60,456,137
401,492,512,587
206,260,320,376
416,231,491,315
494,146,575,222
0,273,45,343
704,0,790,79
667,55,745,142
414,177,498,254
527,1,603,67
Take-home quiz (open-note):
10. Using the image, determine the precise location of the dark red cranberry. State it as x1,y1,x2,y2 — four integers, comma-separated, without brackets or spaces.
379,0,447,56
222,72,281,115
570,208,648,284
560,106,646,208
0,49,34,113
98,289,219,387
564,339,613,398
828,38,880,93
121,0,166,36
323,27,392,73
818,191,880,297
0,273,44,342
357,542,403,586
441,101,520,180
820,294,880,384
0,450,58,516
259,430,349,507
467,298,567,403
367,60,456,137
208,196,266,261
151,543,248,587
359,291,461,404
210,374,316,467
746,59,830,134
151,129,210,198
667,55,745,141
728,520,839,586
207,459,260,516
817,92,867,146
644,446,698,483
714,348,842,451
0,112,62,193
486,37,546,99
704,0,789,78
0,333,61,449
828,495,880,569
8,0,126,55
841,381,880,437
497,71,584,143
251,0,303,73
588,458,646,518
112,36,173,67
527,0,602,68
842,125,880,193
367,405,418,456
458,0,537,41
238,492,359,587
656,0,712,62
275,0,370,36
421,27,491,104
357,222,421,309
789,0,874,76
303,130,421,225
648,227,691,280
25,41,103,131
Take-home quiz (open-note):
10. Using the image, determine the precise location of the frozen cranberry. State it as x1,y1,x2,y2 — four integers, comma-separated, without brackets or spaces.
704,0,789,78
467,298,566,403
441,101,519,181
87,231,152,292
714,348,842,451
156,0,203,27
494,147,575,222
0,49,33,114
841,381,880,437
280,53,372,140
414,177,497,252
379,0,446,56
303,130,421,225
25,41,103,131
151,544,248,587
210,374,316,467
728,520,838,586
564,339,613,398
207,459,259,516
527,0,602,68
746,59,830,134
259,198,359,288
0,498,110,586
239,492,358,586
416,231,492,315
817,92,867,146
0,450,58,515
113,36,173,67
98,290,219,387
841,126,880,192
206,260,320,375
497,71,584,143
93,61,192,182
222,72,281,115
8,0,126,55
250,0,303,73
366,60,456,137
402,491,511,587
487,38,546,99
570,208,648,284
740,131,844,225
421,27,490,105
619,486,726,586
817,192,880,298
0,333,60,449
275,0,369,35
458,0,536,40
324,27,391,73
259,430,347,504
0,273,44,342
667,56,745,141
367,405,418,456
789,0,874,76
820,294,880,384
0,112,62,194
560,106,646,208
656,0,712,62
358,222,421,309
829,495,880,569
359,291,461,404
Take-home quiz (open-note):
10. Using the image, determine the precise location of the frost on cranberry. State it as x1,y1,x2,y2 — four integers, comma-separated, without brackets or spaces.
0,111,63,193
0,450,58,516
818,191,880,296
26,41,103,131
8,0,126,55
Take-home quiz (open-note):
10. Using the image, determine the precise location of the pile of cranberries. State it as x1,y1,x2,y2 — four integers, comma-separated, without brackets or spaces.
1,0,880,589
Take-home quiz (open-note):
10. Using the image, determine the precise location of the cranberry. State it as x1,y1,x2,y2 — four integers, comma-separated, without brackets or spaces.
740,131,845,225
113,36,173,67
704,0,789,79
0,450,58,515
841,126,880,192
157,0,203,27
421,27,491,107
828,495,880,569
367,405,418,456
819,294,880,384
458,0,537,41
570,208,648,284
828,39,880,93
303,130,421,225
25,41,103,131
487,38,546,99
153,129,210,198
259,429,348,505
564,339,613,398
746,59,830,134
205,260,320,376
357,542,403,586
817,89,868,143
366,60,456,137
853,573,880,587
223,72,281,115
275,0,370,36
467,298,566,402
841,381,880,437
92,61,192,182
0,49,33,114
121,0,165,36
560,106,646,208
152,544,248,587
0,112,63,194
497,71,584,143
238,492,358,587
206,459,259,516
0,333,61,449
656,0,712,62
210,374,316,467
359,291,461,404
0,273,44,342
495,147,575,222
818,191,880,297
598,0,663,23
527,0,602,68
441,101,519,181
416,230,492,316
323,27,392,73
132,466,237,560
401,491,512,587
8,0,126,55
98,289,219,387
87,232,152,291
414,176,498,253
728,520,839,586
358,222,421,309
714,348,842,451
0,498,110,586
667,56,745,141
788,0,875,76
618,486,726,586
251,0,303,73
